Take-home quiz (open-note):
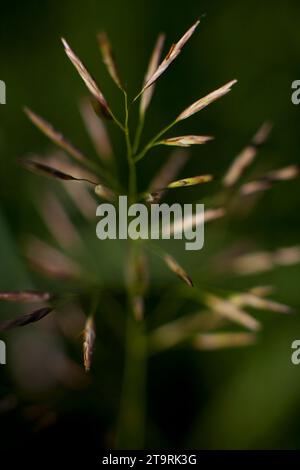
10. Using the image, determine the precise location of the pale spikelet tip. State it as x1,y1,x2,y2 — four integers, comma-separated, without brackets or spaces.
139,19,200,96
177,79,237,122
159,135,213,147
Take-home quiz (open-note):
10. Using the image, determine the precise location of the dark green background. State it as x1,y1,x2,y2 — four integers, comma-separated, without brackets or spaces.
0,0,300,451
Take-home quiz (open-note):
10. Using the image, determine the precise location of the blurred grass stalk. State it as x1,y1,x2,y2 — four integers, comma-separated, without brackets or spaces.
116,292,147,448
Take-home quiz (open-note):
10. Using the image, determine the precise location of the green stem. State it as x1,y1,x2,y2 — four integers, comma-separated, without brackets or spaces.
110,109,126,132
133,114,145,155
124,92,132,158
116,97,147,448
116,298,147,449
128,158,137,203
123,91,137,202
134,119,177,163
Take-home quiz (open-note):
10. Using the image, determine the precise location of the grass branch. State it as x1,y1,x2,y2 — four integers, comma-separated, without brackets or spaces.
134,119,178,163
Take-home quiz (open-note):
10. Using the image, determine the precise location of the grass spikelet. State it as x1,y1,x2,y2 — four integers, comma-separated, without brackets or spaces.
83,316,96,372
61,38,111,118
240,165,300,195
0,291,52,302
231,246,300,275
204,208,226,223
168,206,224,238
140,33,166,116
146,172,212,202
249,286,275,297
63,182,98,220
0,307,53,332
94,184,115,201
139,20,200,96
177,79,237,121
167,174,213,188
274,246,300,266
204,294,261,331
230,292,292,314
20,159,98,185
163,254,193,287
150,312,223,352
231,251,274,274
223,122,273,187
80,99,113,161
38,192,82,248
24,108,87,162
159,135,213,147
98,32,124,90
26,237,81,280
194,332,256,350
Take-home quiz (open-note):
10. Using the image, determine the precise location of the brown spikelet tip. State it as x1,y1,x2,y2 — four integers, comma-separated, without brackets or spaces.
164,254,193,287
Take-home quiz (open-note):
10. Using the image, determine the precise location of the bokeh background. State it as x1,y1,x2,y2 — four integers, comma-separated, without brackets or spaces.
0,0,300,453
